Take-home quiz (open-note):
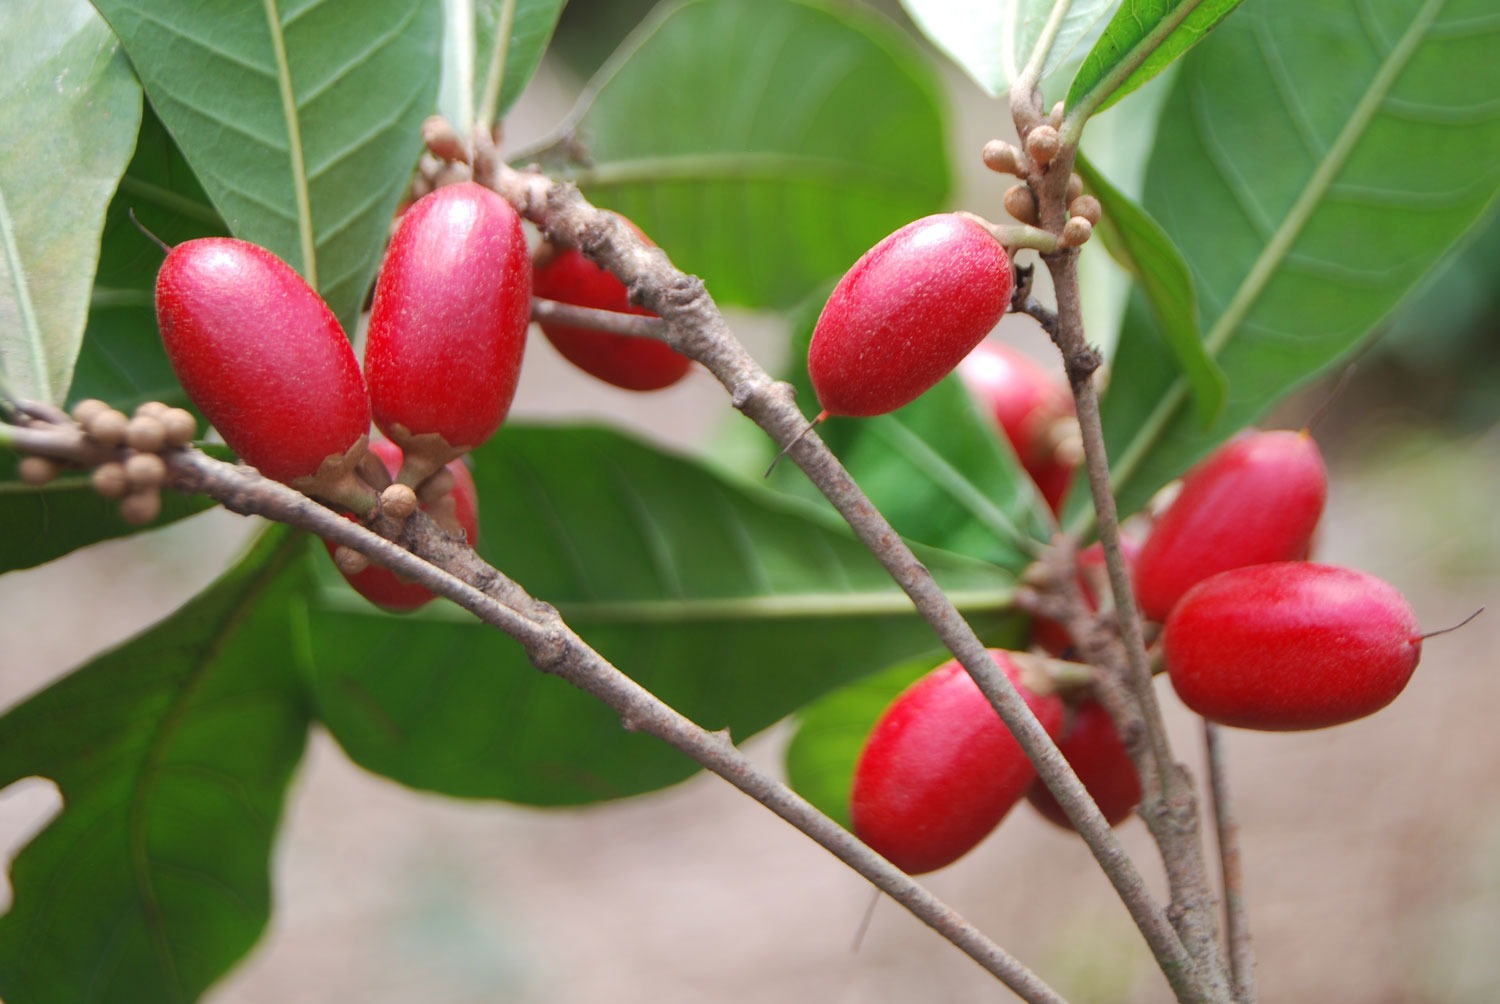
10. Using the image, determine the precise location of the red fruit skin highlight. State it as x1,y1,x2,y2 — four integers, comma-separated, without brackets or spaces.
325,439,479,612
154,238,370,486
532,223,691,392
365,182,530,458
809,214,1013,418
1026,699,1141,829
1163,562,1422,731
957,340,1077,512
850,652,1064,874
1133,429,1327,623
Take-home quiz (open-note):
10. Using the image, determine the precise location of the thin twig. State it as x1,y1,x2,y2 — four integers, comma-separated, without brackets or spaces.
531,297,666,339
473,146,1210,1002
5,414,1070,1004
1205,722,1256,1003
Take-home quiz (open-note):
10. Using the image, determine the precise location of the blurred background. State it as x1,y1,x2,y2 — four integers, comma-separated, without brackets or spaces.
4,1,1500,1001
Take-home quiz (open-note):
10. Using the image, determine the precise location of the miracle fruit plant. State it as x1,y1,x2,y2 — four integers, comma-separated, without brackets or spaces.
1,1,1498,1002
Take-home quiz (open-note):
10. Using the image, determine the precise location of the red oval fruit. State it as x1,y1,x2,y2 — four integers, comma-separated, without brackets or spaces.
531,220,691,391
365,182,530,477
808,214,1013,418
154,237,370,489
850,651,1064,874
1025,699,1140,829
1133,429,1327,623
1163,562,1422,731
957,340,1078,513
324,439,480,612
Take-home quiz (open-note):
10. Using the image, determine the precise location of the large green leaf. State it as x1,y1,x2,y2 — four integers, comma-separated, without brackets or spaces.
1094,0,1500,522
303,425,1020,805
1065,0,1245,119
89,0,442,327
899,0,1116,96
0,0,141,404
565,0,950,309
0,527,311,1004
70,107,228,413
0,446,223,574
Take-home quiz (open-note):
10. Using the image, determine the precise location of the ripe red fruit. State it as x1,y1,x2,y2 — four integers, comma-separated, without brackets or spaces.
154,237,369,491
808,214,1013,418
1026,699,1140,829
957,341,1078,512
850,651,1064,874
324,439,479,612
1163,562,1422,731
1133,429,1327,623
365,181,530,479
531,221,691,391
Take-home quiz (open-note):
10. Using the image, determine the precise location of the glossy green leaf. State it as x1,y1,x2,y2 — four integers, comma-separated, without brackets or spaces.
1077,154,1225,426
0,446,224,574
1065,0,1245,119
0,0,141,404
89,0,442,327
441,0,566,130
303,425,1019,805
898,0,1116,96
1095,0,1500,522
70,107,228,413
567,0,950,309
0,527,310,1004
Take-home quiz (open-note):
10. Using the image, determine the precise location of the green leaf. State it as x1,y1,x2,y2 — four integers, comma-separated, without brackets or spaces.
0,447,222,574
1065,0,1245,119
898,0,1116,96
303,425,1020,805
0,527,311,1004
89,0,442,327
1077,154,1225,426
1095,0,1500,521
567,0,950,309
70,106,228,413
0,0,141,404
449,0,567,129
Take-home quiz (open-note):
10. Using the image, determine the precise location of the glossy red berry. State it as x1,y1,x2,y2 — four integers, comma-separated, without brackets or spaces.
154,237,369,490
365,182,529,478
1026,699,1140,829
531,220,691,391
957,340,1077,512
1133,429,1327,623
850,651,1064,874
808,214,1012,419
1163,562,1422,731
324,439,479,612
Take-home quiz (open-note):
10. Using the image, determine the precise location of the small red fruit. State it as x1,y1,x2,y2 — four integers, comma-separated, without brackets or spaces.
1163,562,1422,731
324,439,479,612
850,651,1064,874
1025,699,1140,829
365,181,530,480
531,220,691,391
154,238,370,492
808,214,1013,418
957,341,1078,512
1133,429,1327,623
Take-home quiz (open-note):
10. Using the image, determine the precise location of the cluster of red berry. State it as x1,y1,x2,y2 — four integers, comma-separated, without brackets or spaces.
151,182,690,611
803,213,1424,875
